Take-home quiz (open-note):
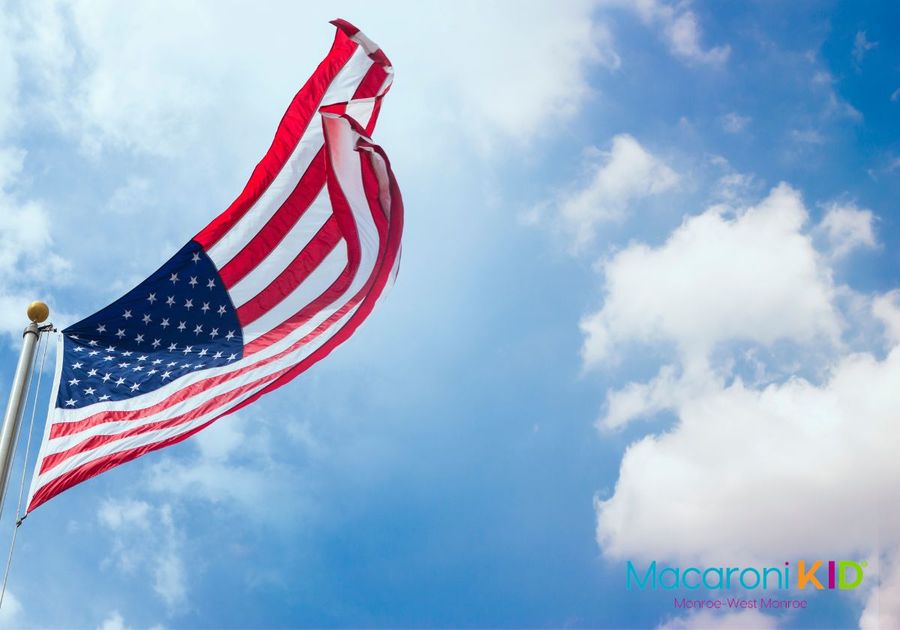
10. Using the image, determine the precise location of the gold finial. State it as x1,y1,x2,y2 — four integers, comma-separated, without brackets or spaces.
27,301,50,324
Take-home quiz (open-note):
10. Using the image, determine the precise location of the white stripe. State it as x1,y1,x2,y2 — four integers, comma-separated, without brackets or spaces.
206,48,373,269
26,332,65,507
240,240,348,343
227,186,333,308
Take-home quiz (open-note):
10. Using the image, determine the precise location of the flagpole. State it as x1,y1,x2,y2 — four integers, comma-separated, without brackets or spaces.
0,302,49,521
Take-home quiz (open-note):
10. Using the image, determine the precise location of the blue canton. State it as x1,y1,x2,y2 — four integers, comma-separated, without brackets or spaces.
57,240,244,410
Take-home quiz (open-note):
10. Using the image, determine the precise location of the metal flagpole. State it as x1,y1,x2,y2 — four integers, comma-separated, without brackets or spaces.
0,301,50,522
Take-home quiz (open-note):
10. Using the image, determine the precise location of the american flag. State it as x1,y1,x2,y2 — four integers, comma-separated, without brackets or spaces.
27,20,403,512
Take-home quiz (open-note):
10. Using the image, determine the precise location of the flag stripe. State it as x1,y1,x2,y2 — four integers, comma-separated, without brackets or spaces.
217,150,327,289
215,65,385,291
235,214,343,325
195,25,360,250
226,186,333,308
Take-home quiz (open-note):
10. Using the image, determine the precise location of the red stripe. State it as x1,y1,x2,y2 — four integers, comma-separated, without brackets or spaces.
193,26,357,250
40,371,287,475
242,118,364,354
236,215,343,326
216,59,388,290
217,149,326,288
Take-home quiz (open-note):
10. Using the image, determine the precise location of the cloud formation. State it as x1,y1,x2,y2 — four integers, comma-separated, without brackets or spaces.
581,183,840,369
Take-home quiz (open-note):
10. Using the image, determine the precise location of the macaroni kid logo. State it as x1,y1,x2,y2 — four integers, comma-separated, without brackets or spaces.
627,560,867,591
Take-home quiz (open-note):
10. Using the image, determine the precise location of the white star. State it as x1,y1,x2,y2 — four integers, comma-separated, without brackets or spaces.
118,362,130,368
182,345,193,354
106,345,116,352
201,302,210,313
83,387,95,396
138,355,148,361
88,339,99,347
115,329,126,338
132,365,143,372
181,363,192,369
68,378,80,386
123,309,132,320
189,276,198,288
177,321,187,331
209,328,219,339
193,324,203,335
167,361,178,367
129,382,140,392
115,377,126,386
198,348,208,357
184,299,194,310
227,353,237,361
73,346,84,352
225,330,235,340
191,252,201,263
217,305,227,316
70,334,80,340
147,292,157,304
170,273,179,284
103,355,114,361
168,343,178,352
87,368,98,377
121,351,133,357
206,279,215,289
65,399,76,407
166,295,176,307
72,362,83,369
161,318,170,328
134,334,144,343
194,363,204,370
142,313,152,324
213,351,223,359
102,373,112,382
99,394,111,401
147,369,158,376
152,359,163,365
152,339,161,348
88,350,100,356
161,371,172,380
96,324,107,333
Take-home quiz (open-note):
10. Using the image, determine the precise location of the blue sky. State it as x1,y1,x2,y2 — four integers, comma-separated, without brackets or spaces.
0,1,898,628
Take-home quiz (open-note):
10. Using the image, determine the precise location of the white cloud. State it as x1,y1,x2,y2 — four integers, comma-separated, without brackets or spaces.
818,203,877,259
97,611,130,630
98,499,188,612
720,112,750,133
16,0,607,160
603,0,730,65
657,609,779,630
860,551,900,629
853,31,878,66
0,148,72,340
581,183,840,367
596,342,900,562
98,498,151,530
556,134,679,251
0,590,23,630
873,290,900,345
105,176,152,215
144,413,314,526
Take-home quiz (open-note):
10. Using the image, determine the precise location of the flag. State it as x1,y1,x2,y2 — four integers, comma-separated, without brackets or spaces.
26,19,403,512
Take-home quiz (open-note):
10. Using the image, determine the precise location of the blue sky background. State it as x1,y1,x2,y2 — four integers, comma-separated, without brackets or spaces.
0,2,897,629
